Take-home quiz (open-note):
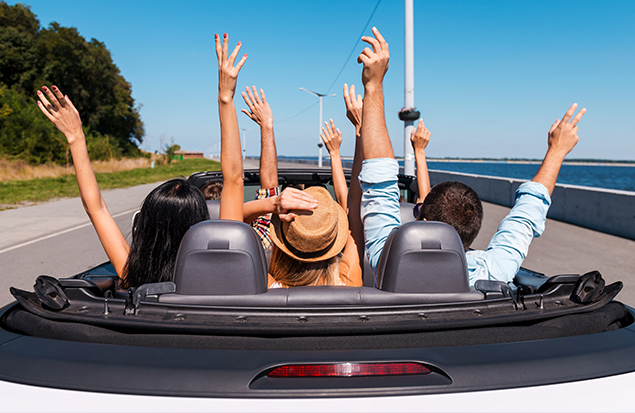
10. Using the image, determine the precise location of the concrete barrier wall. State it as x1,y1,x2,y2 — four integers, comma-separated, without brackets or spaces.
253,157,635,241
429,170,635,241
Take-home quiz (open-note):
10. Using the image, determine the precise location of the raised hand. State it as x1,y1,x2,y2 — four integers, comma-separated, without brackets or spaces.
357,27,390,88
532,104,587,196
241,85,278,190
215,33,247,104
548,103,586,158
36,85,83,144
320,119,342,154
274,187,318,222
410,119,430,153
343,83,363,132
410,119,431,204
241,86,273,128
320,118,347,209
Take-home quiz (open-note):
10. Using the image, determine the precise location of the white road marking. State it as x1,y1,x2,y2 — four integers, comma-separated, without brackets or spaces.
0,207,139,255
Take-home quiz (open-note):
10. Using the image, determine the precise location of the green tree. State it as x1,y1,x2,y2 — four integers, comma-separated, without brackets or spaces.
34,23,144,154
0,85,67,163
163,139,181,164
0,2,39,92
0,1,144,163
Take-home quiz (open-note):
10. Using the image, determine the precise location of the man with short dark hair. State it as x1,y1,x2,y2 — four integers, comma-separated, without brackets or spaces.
415,104,585,284
418,181,483,251
355,28,586,286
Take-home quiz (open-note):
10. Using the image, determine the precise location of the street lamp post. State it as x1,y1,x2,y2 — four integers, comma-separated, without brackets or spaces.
399,0,420,176
300,88,336,168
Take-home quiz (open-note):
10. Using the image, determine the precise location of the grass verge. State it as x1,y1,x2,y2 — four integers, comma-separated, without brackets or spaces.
0,158,220,207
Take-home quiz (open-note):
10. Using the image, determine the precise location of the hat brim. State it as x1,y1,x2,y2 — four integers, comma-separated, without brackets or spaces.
269,199,349,263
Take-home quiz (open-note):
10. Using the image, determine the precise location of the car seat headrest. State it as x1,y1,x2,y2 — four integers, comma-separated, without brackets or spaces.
376,221,469,293
400,202,417,224
173,220,268,295
206,200,221,220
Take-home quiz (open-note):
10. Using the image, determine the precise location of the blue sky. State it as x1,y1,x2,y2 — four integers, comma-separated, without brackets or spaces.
10,0,635,160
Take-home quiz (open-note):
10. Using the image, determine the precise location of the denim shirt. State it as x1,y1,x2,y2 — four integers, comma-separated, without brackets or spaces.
359,158,551,286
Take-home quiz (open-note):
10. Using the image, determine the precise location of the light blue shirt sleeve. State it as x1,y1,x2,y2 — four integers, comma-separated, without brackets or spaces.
358,158,402,279
466,181,551,285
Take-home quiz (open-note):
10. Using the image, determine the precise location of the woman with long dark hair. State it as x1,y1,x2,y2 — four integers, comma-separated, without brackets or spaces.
123,179,209,286
36,85,209,288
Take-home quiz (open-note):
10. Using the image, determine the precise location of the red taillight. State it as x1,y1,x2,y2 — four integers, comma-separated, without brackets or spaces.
268,362,430,378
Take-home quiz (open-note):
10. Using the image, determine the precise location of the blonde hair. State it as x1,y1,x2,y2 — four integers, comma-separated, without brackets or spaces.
269,244,341,287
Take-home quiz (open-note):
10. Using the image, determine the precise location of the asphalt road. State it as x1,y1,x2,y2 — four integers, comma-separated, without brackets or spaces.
2,159,634,307
0,183,160,307
470,201,635,305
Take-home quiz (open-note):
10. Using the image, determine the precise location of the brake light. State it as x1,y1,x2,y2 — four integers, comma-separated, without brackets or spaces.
268,362,430,377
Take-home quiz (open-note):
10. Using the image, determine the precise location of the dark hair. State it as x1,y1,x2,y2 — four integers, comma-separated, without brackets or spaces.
123,178,209,288
200,180,224,200
418,181,483,250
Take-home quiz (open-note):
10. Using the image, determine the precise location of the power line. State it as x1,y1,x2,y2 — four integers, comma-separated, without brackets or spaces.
275,101,318,124
275,0,381,124
325,0,382,94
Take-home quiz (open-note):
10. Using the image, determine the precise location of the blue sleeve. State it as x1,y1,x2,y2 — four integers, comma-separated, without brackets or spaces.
359,158,402,279
467,181,551,285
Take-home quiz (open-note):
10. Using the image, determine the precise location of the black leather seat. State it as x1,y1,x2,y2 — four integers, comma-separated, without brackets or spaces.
173,220,268,295
206,200,221,220
400,202,417,224
376,221,470,293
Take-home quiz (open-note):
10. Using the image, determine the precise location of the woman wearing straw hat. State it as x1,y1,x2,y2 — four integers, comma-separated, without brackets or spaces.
269,111,363,288
268,185,362,288
265,91,365,288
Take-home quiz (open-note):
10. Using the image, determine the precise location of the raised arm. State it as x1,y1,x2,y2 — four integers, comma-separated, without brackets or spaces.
343,83,365,269
468,104,586,285
320,119,347,210
356,28,401,275
532,103,586,195
358,27,392,161
36,86,129,278
410,119,431,204
241,86,278,189
216,33,247,221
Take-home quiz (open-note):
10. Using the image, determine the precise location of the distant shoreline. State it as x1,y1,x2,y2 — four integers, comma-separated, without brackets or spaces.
425,159,635,167
285,156,635,167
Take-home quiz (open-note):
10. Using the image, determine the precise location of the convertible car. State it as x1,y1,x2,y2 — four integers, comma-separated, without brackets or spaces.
1,168,634,411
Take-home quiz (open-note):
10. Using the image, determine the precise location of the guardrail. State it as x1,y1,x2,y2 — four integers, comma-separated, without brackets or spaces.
258,157,635,241
430,171,635,241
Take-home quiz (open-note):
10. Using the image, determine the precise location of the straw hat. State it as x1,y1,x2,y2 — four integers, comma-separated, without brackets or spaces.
269,186,349,262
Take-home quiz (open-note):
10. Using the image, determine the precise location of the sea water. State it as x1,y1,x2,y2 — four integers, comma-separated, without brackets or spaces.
426,161,635,193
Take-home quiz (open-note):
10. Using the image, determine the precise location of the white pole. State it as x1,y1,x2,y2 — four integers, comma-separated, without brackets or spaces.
318,95,323,168
299,88,335,169
403,0,416,176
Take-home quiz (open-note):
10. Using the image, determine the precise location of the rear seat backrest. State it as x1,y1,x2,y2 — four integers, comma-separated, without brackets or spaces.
376,221,469,293
206,200,221,220
400,202,417,224
173,220,268,295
